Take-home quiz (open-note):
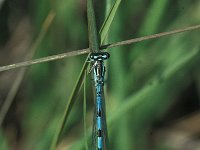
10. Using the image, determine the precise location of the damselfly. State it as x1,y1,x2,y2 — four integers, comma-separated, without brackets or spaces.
89,52,110,150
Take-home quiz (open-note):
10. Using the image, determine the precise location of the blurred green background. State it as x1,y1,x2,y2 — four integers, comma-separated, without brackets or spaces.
0,0,200,150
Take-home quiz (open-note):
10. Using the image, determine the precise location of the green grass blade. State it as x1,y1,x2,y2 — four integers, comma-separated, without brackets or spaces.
0,11,55,127
87,0,100,53
49,57,89,150
109,48,200,124
139,0,170,35
99,0,122,44
67,47,200,150
83,70,89,150
87,0,122,50
50,0,121,148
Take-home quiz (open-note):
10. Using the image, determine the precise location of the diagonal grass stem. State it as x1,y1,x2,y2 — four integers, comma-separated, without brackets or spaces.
0,24,200,72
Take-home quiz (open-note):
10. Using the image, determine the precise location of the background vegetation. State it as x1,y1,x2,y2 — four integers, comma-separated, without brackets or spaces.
0,0,200,150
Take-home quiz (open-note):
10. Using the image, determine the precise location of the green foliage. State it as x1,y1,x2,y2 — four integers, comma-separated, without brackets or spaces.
0,0,200,150
0,130,8,150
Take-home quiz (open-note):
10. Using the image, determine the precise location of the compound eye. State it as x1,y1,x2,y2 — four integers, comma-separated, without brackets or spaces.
90,52,110,61
107,52,110,58
90,53,95,61
103,52,110,59
100,52,110,60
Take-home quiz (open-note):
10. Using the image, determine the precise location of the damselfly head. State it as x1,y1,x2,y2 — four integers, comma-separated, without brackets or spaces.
90,52,110,61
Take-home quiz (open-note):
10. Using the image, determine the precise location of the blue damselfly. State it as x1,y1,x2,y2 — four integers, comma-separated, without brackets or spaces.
89,52,110,150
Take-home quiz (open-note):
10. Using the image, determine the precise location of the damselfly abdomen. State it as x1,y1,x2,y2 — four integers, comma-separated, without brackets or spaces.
90,52,109,150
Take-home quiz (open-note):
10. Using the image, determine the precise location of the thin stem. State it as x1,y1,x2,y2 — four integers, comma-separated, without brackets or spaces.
0,11,55,126
49,58,89,150
0,48,89,72
0,24,200,72
0,68,26,127
105,24,200,49
83,70,89,150
0,0,6,9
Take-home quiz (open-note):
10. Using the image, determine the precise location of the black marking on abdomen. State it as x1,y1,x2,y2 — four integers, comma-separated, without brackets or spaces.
97,129,102,137
97,109,102,117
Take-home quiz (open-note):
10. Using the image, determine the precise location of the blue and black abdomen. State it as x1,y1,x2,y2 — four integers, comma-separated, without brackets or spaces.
90,52,109,150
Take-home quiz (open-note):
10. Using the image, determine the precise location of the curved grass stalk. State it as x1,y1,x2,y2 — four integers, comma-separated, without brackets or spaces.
0,11,55,127
100,0,121,44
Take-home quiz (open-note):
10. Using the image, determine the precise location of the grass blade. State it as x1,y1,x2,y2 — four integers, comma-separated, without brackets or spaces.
50,0,122,148
83,70,89,150
49,57,89,150
0,11,55,127
99,0,121,44
0,68,26,127
87,0,100,53
109,48,200,124
67,47,200,150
